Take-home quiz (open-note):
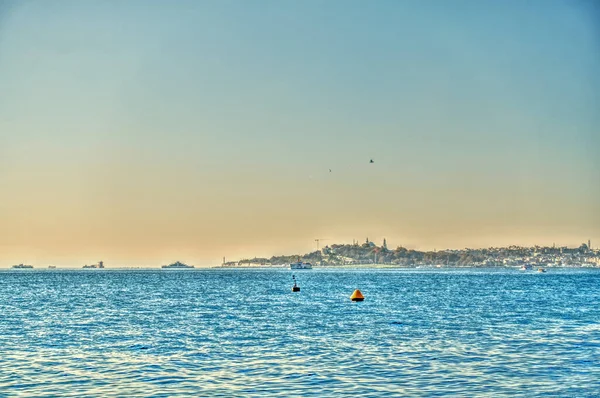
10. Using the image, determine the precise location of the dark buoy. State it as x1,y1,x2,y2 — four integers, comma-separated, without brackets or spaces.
350,289,364,301
292,274,300,292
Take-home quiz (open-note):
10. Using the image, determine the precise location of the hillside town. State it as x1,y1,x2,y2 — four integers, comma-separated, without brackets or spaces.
225,239,600,268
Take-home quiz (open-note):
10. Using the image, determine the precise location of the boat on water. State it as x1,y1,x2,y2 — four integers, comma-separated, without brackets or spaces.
290,261,312,270
48,265,56,269
83,261,104,269
519,264,533,271
12,264,33,269
162,261,194,269
538,268,546,273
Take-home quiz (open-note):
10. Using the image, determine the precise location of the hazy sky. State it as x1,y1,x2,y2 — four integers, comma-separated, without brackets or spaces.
1,0,598,267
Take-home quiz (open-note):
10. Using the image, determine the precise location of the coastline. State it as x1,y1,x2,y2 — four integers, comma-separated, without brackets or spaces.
3,264,599,270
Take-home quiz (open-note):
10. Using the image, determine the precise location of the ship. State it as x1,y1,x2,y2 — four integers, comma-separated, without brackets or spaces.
83,261,104,269
12,264,33,269
161,261,195,269
48,265,56,269
519,264,532,271
290,261,312,270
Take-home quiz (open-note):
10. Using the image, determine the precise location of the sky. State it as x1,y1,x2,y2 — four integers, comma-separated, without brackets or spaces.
0,0,598,267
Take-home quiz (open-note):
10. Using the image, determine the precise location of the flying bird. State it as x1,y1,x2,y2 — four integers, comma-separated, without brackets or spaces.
370,159,374,164
329,169,332,172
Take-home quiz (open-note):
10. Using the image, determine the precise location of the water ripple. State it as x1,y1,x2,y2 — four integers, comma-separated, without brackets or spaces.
1,268,599,396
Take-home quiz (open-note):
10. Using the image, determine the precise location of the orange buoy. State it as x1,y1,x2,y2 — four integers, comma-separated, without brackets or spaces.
350,289,364,301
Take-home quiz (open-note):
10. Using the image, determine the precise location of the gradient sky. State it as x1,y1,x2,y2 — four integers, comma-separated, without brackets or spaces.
1,0,598,267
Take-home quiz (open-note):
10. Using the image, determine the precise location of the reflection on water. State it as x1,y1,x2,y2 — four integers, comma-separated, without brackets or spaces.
1,268,599,396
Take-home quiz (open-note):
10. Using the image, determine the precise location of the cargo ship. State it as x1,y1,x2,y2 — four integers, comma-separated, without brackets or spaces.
12,264,33,269
83,261,104,269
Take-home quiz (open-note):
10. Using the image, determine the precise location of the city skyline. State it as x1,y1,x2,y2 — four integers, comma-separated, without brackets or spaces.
1,238,598,269
1,1,599,267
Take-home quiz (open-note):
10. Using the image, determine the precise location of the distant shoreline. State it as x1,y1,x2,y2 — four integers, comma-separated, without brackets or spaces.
226,241,599,269
6,265,598,270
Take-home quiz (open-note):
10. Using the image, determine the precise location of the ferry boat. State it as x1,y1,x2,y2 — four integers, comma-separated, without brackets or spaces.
48,265,56,269
162,261,194,269
12,264,33,269
290,261,312,270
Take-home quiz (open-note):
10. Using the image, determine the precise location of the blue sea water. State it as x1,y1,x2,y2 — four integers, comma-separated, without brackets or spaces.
1,268,599,397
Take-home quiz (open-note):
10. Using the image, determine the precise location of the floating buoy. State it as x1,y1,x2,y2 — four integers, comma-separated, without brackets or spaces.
292,274,300,292
350,289,364,301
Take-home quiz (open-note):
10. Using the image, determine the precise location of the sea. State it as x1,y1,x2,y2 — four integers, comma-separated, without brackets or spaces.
1,268,599,397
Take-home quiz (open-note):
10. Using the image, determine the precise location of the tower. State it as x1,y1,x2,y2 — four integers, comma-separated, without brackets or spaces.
383,238,387,250
588,240,591,251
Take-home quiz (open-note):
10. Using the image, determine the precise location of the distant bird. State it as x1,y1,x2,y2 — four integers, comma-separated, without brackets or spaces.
370,159,374,164
329,169,332,172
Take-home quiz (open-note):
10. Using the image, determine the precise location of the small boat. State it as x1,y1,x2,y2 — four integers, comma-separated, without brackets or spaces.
290,262,312,270
12,264,33,269
48,265,56,269
161,261,194,269
538,268,546,273
519,265,532,271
